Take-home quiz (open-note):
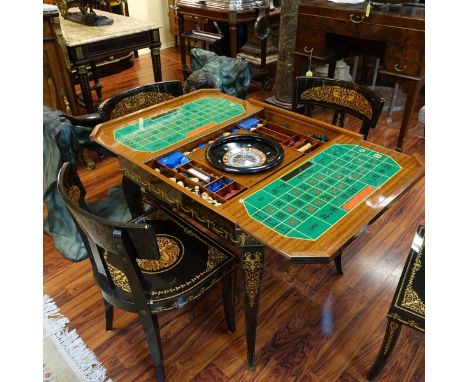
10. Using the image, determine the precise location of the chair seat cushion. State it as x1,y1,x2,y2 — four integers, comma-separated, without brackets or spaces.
102,207,238,312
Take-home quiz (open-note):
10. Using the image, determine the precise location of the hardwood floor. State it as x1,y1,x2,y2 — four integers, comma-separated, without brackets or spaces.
44,47,425,381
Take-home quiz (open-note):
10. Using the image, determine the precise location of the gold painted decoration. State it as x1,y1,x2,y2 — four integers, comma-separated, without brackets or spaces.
242,251,264,308
383,321,400,355
137,235,183,272
401,242,425,316
301,86,373,119
110,92,175,119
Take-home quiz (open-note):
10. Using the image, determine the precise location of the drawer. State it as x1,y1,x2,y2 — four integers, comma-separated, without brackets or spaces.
383,45,424,77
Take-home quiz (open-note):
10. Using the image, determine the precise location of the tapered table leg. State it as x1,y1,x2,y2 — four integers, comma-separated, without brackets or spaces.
239,238,264,370
367,317,402,380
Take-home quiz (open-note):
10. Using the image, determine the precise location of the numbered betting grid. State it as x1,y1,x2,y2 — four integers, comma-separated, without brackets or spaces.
114,97,245,152
243,144,402,241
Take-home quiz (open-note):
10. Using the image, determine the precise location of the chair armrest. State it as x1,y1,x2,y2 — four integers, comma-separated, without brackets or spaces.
65,113,103,128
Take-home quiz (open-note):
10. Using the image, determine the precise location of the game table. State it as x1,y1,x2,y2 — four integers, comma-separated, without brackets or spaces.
91,89,424,369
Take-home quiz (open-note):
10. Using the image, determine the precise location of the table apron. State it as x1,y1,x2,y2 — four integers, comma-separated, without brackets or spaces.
119,157,238,244
68,31,161,64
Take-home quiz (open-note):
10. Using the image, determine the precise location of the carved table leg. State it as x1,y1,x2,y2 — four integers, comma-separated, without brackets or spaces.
367,317,402,380
237,230,265,370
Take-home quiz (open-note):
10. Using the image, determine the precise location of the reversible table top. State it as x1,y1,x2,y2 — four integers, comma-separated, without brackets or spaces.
91,90,424,261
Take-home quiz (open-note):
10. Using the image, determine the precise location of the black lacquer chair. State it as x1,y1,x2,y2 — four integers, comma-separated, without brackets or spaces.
293,77,385,140
57,162,238,381
66,80,183,169
367,225,425,380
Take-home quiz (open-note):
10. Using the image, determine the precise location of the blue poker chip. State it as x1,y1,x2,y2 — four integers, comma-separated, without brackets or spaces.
157,151,190,168
237,118,260,130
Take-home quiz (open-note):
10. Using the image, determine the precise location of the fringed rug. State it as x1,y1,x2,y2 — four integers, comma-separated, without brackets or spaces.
43,295,112,381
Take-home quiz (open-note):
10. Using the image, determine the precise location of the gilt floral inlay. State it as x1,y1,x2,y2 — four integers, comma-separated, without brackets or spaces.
301,86,373,119
110,92,174,119
137,235,183,272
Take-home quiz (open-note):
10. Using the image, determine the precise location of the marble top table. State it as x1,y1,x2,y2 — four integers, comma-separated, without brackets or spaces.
60,9,162,112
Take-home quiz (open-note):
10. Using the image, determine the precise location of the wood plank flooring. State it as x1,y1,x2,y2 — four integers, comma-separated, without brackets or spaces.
44,47,425,381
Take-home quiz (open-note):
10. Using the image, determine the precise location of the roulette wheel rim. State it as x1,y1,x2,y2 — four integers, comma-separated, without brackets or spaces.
206,134,284,174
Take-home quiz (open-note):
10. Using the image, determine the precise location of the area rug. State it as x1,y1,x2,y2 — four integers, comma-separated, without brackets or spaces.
43,295,112,381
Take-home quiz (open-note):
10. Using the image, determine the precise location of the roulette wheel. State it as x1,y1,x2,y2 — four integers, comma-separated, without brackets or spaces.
206,134,284,174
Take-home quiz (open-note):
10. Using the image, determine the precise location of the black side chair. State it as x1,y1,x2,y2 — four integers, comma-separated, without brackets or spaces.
367,225,425,380
57,162,238,381
293,77,385,140
66,80,184,169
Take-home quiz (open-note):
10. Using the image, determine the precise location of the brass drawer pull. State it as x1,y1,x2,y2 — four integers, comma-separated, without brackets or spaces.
393,63,407,72
350,14,365,24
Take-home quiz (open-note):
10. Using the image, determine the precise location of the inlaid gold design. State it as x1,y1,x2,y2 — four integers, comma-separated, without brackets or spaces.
383,321,400,355
301,86,373,119
110,92,175,119
401,241,425,316
387,312,424,332
243,251,264,308
67,185,81,205
137,235,183,272
103,214,229,297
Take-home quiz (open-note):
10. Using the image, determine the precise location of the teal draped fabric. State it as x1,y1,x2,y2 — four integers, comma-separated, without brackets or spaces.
43,106,130,261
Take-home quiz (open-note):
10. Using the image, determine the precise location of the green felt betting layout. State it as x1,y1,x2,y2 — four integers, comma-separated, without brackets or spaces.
114,97,245,152
243,144,401,241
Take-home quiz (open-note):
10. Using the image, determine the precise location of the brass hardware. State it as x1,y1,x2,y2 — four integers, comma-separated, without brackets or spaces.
349,14,365,24
393,63,407,72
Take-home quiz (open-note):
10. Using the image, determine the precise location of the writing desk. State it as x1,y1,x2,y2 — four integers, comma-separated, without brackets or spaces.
293,0,425,151
60,9,162,112
91,89,424,368
175,0,265,73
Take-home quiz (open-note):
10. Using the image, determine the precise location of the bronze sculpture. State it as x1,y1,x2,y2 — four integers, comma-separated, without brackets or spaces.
57,0,114,26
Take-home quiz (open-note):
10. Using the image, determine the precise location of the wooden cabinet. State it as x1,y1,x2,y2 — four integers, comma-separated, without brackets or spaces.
293,0,425,151
43,9,79,115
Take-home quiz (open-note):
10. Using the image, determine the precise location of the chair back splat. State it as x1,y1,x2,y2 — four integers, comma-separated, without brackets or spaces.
57,162,239,381
293,77,385,140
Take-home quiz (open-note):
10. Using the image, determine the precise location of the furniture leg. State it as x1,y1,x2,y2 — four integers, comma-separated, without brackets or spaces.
240,240,265,370
122,175,145,218
139,311,165,382
178,14,189,77
351,56,359,82
328,59,337,79
366,318,403,380
229,24,238,58
334,250,343,276
222,269,237,333
396,79,423,152
150,47,162,82
90,61,103,103
387,82,400,123
103,298,113,331
77,64,95,113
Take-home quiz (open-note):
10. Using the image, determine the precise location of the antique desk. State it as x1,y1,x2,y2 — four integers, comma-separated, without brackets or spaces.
175,0,267,74
293,0,425,151
59,9,162,113
91,89,424,368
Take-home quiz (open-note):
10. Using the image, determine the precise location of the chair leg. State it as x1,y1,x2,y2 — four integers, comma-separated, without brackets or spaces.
367,317,403,380
359,124,371,141
222,270,237,333
103,299,113,332
139,311,165,382
334,251,343,276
